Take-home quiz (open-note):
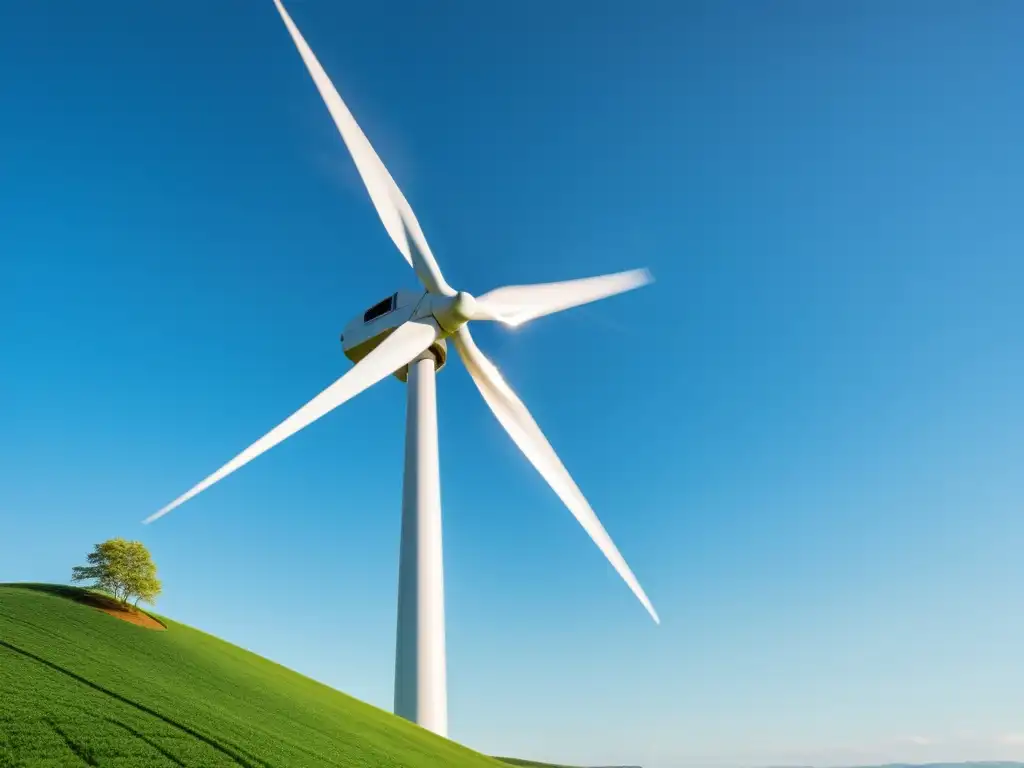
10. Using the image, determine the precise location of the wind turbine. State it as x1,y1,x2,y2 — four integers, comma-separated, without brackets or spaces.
144,0,659,739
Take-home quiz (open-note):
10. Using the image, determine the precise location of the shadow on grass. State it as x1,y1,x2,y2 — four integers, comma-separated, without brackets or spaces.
1,582,166,629
0,637,271,768
106,718,187,767
47,718,100,766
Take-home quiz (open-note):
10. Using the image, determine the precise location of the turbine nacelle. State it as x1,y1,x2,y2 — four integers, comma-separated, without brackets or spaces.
340,289,479,380
341,290,422,368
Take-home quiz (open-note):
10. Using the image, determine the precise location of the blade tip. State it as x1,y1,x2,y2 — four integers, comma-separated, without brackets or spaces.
142,507,171,525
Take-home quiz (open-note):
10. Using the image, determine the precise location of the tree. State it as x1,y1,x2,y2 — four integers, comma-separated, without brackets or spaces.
71,538,162,608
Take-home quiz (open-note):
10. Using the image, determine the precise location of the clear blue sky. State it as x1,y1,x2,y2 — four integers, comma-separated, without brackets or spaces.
3,2,1023,767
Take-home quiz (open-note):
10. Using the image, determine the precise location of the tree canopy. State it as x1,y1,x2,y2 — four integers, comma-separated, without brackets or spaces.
71,538,162,607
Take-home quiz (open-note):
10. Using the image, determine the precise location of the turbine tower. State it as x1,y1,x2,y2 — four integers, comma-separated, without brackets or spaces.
144,0,659,738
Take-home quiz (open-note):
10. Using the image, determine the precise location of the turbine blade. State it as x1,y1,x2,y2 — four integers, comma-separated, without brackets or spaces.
473,268,653,328
452,326,659,623
145,320,439,525
271,0,453,296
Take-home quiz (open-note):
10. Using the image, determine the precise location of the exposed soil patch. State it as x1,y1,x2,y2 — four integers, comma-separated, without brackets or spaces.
95,604,165,630
72,591,166,630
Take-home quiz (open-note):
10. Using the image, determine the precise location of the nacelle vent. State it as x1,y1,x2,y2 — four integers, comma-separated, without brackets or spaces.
364,293,397,324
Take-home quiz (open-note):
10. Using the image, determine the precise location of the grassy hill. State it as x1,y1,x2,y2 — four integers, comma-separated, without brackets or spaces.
0,583,531,767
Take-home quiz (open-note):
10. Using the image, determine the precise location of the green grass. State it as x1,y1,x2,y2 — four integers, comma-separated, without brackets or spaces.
0,583,515,767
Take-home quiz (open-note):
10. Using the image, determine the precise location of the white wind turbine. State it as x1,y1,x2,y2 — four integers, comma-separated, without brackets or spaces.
144,0,659,738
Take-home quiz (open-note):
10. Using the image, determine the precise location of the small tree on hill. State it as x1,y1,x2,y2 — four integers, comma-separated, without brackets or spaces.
72,538,162,608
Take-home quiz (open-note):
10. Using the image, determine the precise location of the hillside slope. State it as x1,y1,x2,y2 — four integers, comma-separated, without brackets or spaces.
0,583,508,767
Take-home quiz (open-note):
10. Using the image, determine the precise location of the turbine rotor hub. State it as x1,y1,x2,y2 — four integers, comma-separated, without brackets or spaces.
430,290,476,334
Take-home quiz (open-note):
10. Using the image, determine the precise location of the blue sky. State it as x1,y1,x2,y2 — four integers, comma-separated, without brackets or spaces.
2,1,1023,766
